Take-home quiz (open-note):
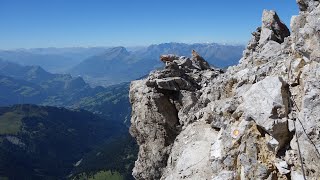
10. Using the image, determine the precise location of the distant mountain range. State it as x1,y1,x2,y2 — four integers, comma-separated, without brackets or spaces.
0,47,110,73
0,43,244,86
0,59,131,125
0,43,243,179
70,43,244,85
0,43,244,179
0,60,135,179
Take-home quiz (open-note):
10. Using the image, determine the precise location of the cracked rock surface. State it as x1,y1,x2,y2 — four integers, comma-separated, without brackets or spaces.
129,0,320,179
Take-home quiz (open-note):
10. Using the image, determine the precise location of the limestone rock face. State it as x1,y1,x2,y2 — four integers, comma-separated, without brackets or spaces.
259,10,290,46
129,1,320,179
161,121,217,180
130,80,180,180
297,0,320,11
239,76,290,152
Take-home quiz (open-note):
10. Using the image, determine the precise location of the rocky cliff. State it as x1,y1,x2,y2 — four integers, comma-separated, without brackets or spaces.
129,0,320,179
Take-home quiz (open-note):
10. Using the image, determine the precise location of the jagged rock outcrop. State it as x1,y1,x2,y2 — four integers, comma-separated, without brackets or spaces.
130,0,320,179
259,10,290,46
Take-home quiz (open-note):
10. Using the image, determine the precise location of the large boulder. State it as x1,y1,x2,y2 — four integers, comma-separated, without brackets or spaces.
154,77,196,91
259,10,290,46
129,1,320,179
161,121,217,180
240,10,290,65
240,76,290,152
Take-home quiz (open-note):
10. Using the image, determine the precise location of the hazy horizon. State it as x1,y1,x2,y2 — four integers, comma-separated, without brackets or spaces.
1,0,298,49
0,41,246,51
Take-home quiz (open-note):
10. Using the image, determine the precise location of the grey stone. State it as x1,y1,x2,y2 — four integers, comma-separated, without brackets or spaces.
240,77,290,151
285,150,299,166
161,121,217,180
155,77,195,91
291,170,306,180
259,10,290,46
129,80,180,180
297,0,320,11
275,160,290,174
288,119,296,132
211,171,235,180
129,2,320,179
191,50,211,70
267,136,280,152
259,41,281,59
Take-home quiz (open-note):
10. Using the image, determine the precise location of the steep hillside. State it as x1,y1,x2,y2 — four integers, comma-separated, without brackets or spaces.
0,61,136,179
76,82,131,127
129,1,320,179
0,105,129,179
0,61,131,124
0,59,66,84
0,75,45,105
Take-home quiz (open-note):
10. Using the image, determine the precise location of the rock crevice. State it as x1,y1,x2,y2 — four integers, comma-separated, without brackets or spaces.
129,1,320,179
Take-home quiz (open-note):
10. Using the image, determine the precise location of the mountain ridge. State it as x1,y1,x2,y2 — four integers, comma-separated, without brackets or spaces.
70,42,244,85
0,60,131,127
129,1,320,179
0,104,133,179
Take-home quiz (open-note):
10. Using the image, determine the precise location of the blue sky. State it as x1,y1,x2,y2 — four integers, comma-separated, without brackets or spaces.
0,0,298,49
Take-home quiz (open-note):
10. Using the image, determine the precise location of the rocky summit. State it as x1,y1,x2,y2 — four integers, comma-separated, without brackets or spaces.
129,0,320,179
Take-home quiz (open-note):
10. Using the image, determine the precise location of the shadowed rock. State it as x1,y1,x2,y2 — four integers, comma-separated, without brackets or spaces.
259,10,290,46
130,2,320,179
